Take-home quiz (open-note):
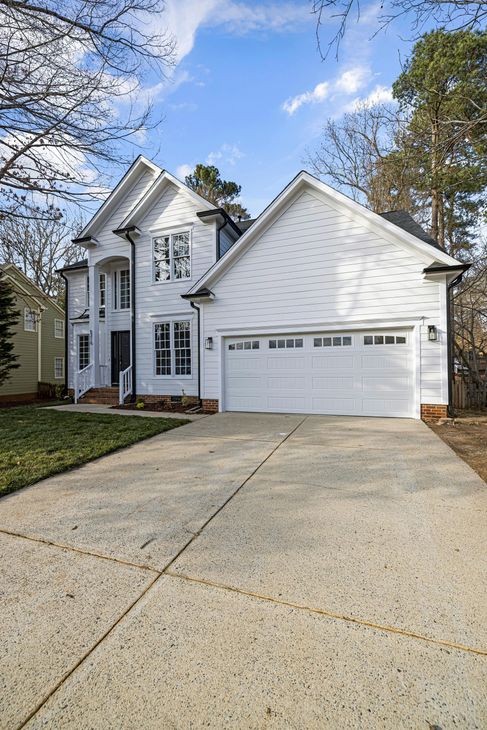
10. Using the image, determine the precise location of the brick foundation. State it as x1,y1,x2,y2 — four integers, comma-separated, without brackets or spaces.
421,403,448,420
141,394,200,407
201,399,219,413
0,392,37,404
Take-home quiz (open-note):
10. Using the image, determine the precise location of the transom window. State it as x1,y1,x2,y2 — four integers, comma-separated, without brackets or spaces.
154,321,191,376
364,334,407,345
54,357,64,379
269,338,303,349
113,269,130,309
314,335,352,347
153,231,191,282
54,319,64,338
228,341,260,351
24,309,37,332
78,334,90,370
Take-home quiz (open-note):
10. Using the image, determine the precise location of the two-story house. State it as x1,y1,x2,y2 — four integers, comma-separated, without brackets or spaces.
61,156,468,419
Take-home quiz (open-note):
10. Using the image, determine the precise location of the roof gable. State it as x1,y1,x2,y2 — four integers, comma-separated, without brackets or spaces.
75,156,162,241
0,263,65,315
187,171,463,295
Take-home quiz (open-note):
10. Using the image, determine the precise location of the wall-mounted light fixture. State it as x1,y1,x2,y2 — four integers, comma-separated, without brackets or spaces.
428,325,438,341
205,337,213,350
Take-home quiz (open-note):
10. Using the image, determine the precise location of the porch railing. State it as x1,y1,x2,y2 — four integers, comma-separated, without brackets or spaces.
74,363,94,403
119,365,132,405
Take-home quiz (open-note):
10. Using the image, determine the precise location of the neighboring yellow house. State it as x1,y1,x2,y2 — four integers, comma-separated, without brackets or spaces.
0,264,66,403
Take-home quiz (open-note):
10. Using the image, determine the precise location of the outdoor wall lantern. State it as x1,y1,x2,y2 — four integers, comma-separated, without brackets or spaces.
428,325,438,341
205,337,213,350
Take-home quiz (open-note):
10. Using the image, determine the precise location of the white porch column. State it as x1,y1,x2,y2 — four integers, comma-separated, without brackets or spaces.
88,263,100,386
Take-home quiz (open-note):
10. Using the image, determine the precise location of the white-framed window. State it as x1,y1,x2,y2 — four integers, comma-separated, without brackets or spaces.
363,334,407,346
228,340,260,351
113,269,130,310
154,320,191,376
24,308,37,332
99,273,106,312
78,334,90,370
54,318,64,338
54,357,64,379
153,230,191,282
314,335,352,347
269,338,303,349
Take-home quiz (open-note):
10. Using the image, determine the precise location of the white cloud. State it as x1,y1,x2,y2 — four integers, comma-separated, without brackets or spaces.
176,163,193,179
343,84,393,112
282,81,330,116
162,0,311,63
282,65,371,115
206,143,244,166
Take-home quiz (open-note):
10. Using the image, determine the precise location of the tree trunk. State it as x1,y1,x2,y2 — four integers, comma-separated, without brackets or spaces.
430,116,440,242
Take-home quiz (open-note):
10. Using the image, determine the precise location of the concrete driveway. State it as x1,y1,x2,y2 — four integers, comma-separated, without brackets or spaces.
0,414,485,729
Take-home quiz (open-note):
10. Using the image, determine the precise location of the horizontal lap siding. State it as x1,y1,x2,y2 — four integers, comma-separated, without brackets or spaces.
200,190,446,405
134,183,215,396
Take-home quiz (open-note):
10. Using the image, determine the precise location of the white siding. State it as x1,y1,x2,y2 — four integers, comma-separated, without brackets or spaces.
134,182,216,396
199,190,448,409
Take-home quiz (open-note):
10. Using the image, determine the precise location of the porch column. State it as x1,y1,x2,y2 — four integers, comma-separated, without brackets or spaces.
88,263,100,386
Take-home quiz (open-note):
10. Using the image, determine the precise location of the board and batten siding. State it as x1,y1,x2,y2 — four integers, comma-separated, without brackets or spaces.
199,189,448,410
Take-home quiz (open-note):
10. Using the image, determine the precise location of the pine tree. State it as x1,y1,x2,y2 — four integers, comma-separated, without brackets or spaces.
0,272,20,386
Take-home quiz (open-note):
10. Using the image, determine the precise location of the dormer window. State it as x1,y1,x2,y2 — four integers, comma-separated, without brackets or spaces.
153,231,191,282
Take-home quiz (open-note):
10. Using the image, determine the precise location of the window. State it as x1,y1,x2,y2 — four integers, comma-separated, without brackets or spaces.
269,338,303,349
154,321,191,376
99,273,106,312
228,341,260,351
364,334,407,345
78,334,90,370
54,319,64,338
314,335,352,347
153,231,191,282
24,308,37,332
113,269,130,309
54,357,64,379
174,321,191,375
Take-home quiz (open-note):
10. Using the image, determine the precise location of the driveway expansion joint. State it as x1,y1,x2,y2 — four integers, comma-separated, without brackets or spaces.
165,571,487,658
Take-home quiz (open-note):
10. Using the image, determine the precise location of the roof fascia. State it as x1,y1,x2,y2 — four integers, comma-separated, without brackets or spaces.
77,156,162,239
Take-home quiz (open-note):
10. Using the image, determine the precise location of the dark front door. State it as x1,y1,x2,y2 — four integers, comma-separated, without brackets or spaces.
111,331,130,385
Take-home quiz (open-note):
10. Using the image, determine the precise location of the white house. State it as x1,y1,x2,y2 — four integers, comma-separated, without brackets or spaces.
61,156,468,419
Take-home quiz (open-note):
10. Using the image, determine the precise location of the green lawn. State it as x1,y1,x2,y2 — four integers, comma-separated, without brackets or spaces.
0,407,189,497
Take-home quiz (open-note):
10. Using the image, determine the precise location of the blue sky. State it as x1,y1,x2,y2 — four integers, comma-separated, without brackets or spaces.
128,1,420,217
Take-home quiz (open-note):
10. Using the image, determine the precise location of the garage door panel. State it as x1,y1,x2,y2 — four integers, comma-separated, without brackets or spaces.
224,331,414,418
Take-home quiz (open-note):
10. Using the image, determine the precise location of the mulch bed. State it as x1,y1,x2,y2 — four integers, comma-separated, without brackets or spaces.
428,411,487,484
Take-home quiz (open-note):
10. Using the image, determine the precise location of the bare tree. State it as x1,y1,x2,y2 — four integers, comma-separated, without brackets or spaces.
0,207,85,298
453,242,487,409
0,0,174,221
306,103,424,217
312,0,487,58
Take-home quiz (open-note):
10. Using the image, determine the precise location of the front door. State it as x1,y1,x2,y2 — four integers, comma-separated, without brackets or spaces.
111,331,130,385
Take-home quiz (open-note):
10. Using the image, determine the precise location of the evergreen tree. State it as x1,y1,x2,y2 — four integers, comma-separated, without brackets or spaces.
185,165,250,220
0,272,20,387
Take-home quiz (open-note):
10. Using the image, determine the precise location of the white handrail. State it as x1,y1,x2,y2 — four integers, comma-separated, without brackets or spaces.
119,365,132,405
74,363,94,403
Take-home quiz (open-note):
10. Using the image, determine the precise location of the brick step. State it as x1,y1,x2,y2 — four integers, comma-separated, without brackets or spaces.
79,386,120,405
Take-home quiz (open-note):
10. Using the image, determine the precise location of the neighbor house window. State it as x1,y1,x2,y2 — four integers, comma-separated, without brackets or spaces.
78,334,90,370
154,320,191,376
113,269,130,309
54,319,64,338
153,231,191,282
24,308,37,332
54,357,64,379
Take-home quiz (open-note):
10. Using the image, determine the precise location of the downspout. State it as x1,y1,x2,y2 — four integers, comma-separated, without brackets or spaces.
60,272,69,394
124,230,137,402
190,301,201,404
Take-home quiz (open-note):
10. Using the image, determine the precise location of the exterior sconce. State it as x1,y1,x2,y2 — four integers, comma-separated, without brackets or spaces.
428,325,438,341
205,337,213,350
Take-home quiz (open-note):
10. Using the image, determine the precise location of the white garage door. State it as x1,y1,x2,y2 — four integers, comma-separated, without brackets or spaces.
224,330,414,417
